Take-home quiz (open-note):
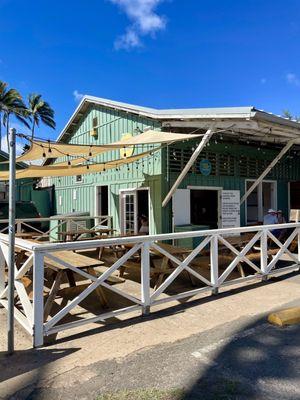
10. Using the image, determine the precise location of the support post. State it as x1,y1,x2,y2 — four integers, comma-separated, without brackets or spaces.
210,235,219,295
260,230,268,280
7,127,16,355
0,245,5,296
240,139,297,206
162,123,216,207
141,242,151,315
298,229,300,267
33,251,44,347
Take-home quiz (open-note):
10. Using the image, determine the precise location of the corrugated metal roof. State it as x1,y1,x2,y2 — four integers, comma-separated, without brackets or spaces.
57,95,300,142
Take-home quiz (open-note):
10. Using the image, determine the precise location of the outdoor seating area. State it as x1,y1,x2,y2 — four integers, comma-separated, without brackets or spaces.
0,219,299,348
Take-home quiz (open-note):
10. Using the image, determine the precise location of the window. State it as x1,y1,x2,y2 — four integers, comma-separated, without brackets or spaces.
90,117,98,137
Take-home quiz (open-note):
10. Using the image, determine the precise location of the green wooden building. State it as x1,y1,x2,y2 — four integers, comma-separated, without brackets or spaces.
47,96,300,236
0,149,34,202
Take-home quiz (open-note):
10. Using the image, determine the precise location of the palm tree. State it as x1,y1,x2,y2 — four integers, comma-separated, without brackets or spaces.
0,81,29,150
27,93,55,139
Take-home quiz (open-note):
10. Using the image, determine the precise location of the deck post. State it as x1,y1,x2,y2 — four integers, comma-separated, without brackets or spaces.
7,127,16,355
33,251,44,347
260,229,269,280
141,241,151,315
210,235,219,295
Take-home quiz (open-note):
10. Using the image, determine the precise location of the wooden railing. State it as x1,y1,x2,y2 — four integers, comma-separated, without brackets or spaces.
0,222,299,347
0,215,113,241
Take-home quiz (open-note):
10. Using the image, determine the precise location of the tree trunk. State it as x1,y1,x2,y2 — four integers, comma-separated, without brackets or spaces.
0,112,2,151
6,113,10,151
31,120,35,140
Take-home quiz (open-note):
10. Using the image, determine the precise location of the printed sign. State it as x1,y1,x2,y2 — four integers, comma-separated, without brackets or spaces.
199,159,212,176
222,190,240,229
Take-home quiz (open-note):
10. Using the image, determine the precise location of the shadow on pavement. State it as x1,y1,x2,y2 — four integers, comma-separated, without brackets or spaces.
0,347,80,398
183,317,300,399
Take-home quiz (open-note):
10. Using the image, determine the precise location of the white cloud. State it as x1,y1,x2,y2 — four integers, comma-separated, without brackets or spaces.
110,0,166,50
73,90,84,102
286,72,300,87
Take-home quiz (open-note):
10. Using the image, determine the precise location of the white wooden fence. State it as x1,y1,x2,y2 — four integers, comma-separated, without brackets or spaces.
0,215,112,241
0,222,299,347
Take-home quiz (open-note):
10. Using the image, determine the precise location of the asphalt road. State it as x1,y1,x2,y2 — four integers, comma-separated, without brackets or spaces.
8,309,300,400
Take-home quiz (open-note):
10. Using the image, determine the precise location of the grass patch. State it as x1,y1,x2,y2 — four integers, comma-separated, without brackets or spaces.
97,388,185,400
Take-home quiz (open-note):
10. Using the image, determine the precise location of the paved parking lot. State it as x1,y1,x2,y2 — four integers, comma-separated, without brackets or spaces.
1,272,300,399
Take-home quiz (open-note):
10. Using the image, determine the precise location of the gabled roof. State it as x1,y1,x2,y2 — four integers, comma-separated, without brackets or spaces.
57,95,300,143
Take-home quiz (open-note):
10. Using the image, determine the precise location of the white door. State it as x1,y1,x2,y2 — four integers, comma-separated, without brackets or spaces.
173,189,191,226
120,191,138,234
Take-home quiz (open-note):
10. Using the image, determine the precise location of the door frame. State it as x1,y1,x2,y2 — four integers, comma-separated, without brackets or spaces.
187,185,223,228
119,187,150,234
94,185,110,217
245,179,277,224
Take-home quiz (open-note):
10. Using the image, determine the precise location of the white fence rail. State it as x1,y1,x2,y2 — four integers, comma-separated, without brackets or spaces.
0,215,112,241
0,222,299,347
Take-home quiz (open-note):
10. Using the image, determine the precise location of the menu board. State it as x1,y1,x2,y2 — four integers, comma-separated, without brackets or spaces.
222,190,240,229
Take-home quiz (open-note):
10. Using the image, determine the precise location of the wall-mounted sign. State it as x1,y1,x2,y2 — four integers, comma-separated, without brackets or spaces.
221,190,240,229
199,159,212,176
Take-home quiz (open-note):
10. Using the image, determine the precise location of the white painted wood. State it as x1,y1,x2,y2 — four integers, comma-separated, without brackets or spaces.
1,220,300,345
141,242,151,314
162,123,216,207
33,252,45,347
267,229,298,272
45,305,141,335
0,299,32,334
100,281,142,305
45,243,142,330
210,236,219,291
173,189,191,226
150,236,212,300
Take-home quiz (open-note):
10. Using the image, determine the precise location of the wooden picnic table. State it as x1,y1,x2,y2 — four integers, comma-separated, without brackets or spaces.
13,245,113,322
57,228,114,242
43,250,109,320
16,232,43,240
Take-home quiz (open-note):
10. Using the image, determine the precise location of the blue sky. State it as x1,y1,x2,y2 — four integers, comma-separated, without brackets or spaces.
1,0,300,143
